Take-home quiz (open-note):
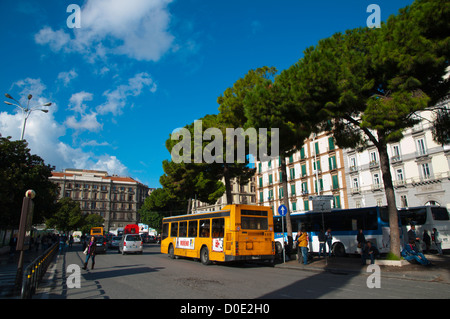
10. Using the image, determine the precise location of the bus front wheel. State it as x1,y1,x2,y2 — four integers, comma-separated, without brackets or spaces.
200,246,211,265
333,242,346,257
168,244,175,259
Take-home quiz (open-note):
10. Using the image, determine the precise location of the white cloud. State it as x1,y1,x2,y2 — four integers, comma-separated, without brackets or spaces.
57,69,78,86
65,112,103,132
35,0,174,62
35,27,71,52
97,72,156,115
92,155,129,176
0,78,129,176
69,91,94,114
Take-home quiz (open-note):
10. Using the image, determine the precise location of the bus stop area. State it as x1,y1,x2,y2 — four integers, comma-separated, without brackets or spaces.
275,253,450,284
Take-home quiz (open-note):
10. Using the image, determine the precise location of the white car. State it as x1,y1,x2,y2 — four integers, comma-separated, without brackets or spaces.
119,234,143,255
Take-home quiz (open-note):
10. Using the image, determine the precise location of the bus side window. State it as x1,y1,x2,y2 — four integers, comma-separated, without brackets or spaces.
162,223,169,240
199,219,210,238
188,220,198,237
179,222,187,237
212,218,224,238
170,222,178,238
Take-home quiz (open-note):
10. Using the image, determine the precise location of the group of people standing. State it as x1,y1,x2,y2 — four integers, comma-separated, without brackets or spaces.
290,225,443,267
294,228,333,265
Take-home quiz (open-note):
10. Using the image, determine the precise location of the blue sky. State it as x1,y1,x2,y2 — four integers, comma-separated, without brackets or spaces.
0,0,413,188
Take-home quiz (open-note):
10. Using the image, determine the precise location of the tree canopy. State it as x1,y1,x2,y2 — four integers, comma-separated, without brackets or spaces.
0,137,58,228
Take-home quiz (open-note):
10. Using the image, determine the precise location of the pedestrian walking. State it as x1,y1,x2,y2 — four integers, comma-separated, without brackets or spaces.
83,236,97,270
318,230,326,258
325,228,332,257
297,229,308,265
432,228,443,256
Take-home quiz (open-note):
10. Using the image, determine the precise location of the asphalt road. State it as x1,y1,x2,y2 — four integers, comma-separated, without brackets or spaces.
36,244,449,300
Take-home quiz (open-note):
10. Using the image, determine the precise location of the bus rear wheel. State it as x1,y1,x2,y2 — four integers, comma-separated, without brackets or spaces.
200,246,211,265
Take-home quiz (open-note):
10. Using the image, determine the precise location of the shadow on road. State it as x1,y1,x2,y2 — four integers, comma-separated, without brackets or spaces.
82,266,164,281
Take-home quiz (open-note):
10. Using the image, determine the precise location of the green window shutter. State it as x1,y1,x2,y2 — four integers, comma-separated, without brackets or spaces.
304,200,309,211
333,195,341,208
328,137,335,150
332,175,339,189
292,202,297,211
259,192,263,203
315,142,319,155
291,184,296,195
300,147,305,159
301,164,306,176
259,177,263,188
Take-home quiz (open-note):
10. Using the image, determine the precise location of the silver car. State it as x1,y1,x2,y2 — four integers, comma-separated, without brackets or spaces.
119,234,143,255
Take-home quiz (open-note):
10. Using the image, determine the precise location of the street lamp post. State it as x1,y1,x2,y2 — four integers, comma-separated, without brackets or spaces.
4,93,51,140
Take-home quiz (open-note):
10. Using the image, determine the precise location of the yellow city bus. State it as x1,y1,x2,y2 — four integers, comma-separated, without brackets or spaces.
161,204,275,265
90,227,103,236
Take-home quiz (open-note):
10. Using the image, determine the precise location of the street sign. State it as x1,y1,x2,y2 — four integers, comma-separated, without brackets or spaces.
278,204,287,216
308,195,334,201
309,195,332,213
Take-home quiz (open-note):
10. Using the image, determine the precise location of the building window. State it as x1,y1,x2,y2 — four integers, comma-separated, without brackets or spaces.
392,145,401,161
400,195,408,208
332,175,339,190
376,198,383,206
328,137,335,151
421,163,431,180
301,182,308,194
333,195,341,209
301,164,307,177
304,200,309,211
396,168,404,181
349,156,357,171
370,151,378,166
416,138,427,156
328,155,337,170
373,173,381,186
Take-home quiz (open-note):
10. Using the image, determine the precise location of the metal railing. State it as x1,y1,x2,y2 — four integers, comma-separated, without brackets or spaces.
21,242,59,299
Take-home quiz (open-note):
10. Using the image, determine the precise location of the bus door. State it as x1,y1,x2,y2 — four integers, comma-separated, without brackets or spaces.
211,218,225,260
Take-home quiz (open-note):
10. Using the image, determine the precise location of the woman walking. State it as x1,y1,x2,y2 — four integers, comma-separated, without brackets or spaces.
83,236,97,270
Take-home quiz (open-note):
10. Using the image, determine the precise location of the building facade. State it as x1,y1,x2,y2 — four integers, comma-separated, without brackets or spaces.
343,108,450,210
256,132,348,216
192,176,257,212
50,169,150,231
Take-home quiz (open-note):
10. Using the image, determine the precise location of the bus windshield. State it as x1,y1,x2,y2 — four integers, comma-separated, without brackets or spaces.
431,207,450,221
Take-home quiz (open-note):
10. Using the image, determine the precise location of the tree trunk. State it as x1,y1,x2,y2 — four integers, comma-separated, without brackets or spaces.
377,138,401,257
280,154,292,238
223,163,233,204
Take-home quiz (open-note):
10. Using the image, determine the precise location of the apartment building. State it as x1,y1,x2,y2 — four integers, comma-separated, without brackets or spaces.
343,108,450,210
256,132,348,216
50,169,150,231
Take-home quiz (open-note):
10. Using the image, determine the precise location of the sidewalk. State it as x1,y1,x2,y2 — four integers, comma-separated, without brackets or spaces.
0,246,55,298
275,253,450,284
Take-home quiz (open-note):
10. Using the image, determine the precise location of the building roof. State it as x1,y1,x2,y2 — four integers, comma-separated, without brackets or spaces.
50,169,148,187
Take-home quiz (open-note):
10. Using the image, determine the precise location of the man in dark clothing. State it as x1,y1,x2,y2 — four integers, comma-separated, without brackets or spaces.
361,241,379,265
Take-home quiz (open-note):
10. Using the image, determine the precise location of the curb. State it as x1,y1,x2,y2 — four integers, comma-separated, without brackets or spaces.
274,262,448,283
